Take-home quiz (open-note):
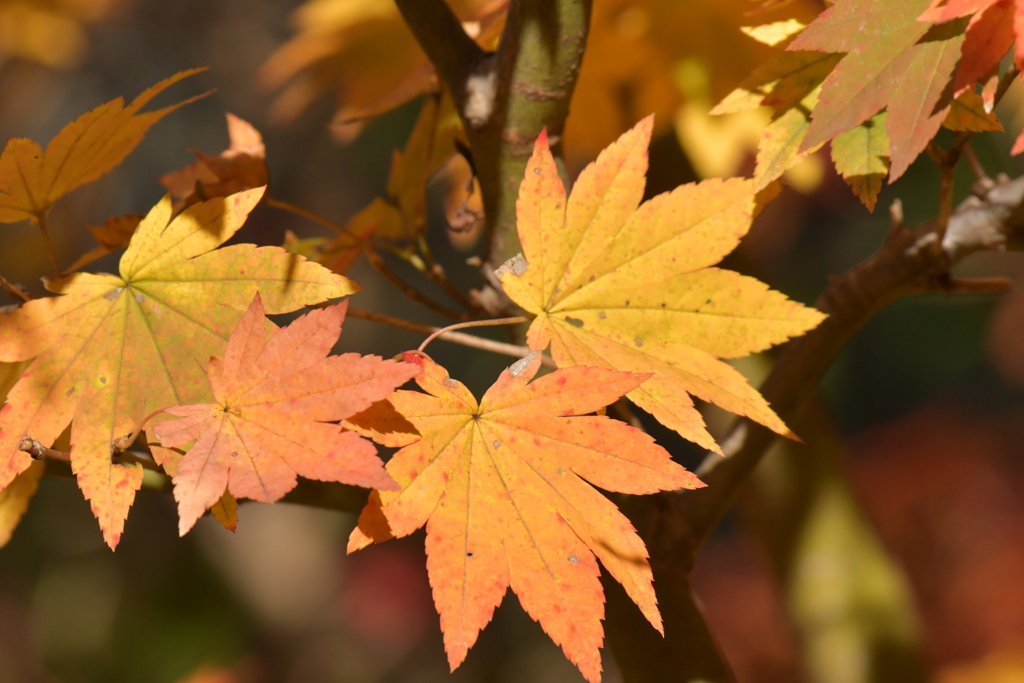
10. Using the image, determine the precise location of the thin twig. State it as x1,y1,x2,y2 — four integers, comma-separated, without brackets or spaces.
362,246,464,319
416,236,476,309
962,144,989,183
20,436,161,472
263,195,362,247
418,315,530,352
112,408,168,452
0,274,31,303
347,307,552,365
393,0,486,114
34,213,61,279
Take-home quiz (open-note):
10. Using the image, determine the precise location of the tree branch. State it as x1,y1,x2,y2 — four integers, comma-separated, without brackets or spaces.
610,175,1024,680
398,0,593,280
394,0,486,115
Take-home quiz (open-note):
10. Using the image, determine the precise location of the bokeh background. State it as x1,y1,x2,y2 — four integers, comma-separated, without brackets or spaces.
1,1,1024,682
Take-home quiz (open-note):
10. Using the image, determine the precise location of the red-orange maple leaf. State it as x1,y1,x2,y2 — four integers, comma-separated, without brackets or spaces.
154,294,418,535
349,351,702,683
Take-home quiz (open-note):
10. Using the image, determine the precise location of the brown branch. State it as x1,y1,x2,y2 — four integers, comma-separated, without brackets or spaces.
393,0,486,115
609,174,1024,681
362,246,464,319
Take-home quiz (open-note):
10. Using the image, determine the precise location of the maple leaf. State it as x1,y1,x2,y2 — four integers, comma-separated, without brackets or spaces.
0,460,43,548
159,113,270,213
831,112,890,212
0,360,35,548
788,0,967,181
0,69,208,224
0,187,357,548
349,351,701,683
153,294,416,535
499,118,825,451
943,88,1004,132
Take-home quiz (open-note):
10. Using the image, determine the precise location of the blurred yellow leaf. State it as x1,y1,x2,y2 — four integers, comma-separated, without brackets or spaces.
261,0,822,163
740,19,807,46
0,0,123,68
0,68,207,224
943,88,1004,133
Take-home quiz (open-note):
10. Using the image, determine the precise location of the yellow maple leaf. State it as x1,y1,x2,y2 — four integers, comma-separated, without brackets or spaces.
0,69,207,225
499,118,825,451
0,188,357,548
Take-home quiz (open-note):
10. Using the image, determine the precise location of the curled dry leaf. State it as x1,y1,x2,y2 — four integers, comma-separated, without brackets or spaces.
159,113,270,212
0,69,208,224
350,351,700,683
500,118,824,452
154,294,417,535
0,188,357,548
65,214,142,273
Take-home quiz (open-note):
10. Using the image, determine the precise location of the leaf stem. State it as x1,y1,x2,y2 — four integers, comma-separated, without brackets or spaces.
362,246,464,319
34,213,61,278
112,408,168,453
417,315,530,352
347,308,551,365
263,194,362,246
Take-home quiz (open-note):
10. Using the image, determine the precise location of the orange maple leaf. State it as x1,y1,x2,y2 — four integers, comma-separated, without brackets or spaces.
154,294,416,535
349,351,701,683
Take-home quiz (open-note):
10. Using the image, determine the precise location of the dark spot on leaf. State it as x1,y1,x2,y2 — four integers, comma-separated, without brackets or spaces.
99,377,107,384
564,316,584,328
625,300,630,306
598,311,606,319
661,302,666,308
635,337,643,347
467,552,474,557
589,275,595,282
66,387,75,397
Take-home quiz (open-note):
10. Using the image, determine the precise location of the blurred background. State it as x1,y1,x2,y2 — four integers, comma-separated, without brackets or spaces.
1,0,1024,681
